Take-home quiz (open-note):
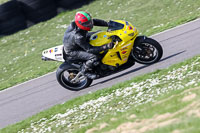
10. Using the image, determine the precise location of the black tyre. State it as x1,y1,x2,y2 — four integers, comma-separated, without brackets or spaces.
132,36,163,65
55,0,93,9
17,0,57,23
18,0,50,8
56,62,93,91
0,15,27,35
0,1,27,35
0,1,20,20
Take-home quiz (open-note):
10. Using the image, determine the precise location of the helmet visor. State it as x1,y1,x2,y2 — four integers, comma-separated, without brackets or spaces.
82,20,93,28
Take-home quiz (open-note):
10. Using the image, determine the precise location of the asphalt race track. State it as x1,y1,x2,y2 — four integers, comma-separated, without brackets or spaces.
0,19,200,129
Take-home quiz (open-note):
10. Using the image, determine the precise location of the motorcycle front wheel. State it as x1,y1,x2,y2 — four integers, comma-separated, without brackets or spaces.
132,36,163,65
56,62,93,91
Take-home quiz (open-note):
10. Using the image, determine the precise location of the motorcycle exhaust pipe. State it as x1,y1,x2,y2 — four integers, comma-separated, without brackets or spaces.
41,56,54,61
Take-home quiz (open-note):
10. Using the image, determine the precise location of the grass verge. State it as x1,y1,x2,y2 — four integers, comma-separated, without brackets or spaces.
1,53,200,132
0,0,9,5
0,0,200,90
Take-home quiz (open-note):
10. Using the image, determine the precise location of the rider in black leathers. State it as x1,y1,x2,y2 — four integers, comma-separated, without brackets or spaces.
63,11,113,79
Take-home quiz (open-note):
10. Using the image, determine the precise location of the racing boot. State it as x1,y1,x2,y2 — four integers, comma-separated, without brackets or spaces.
80,63,99,79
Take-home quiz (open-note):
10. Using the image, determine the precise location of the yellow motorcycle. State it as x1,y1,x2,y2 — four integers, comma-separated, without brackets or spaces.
42,20,163,91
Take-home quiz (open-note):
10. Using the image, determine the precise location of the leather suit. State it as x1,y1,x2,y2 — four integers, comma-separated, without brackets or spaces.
63,19,108,68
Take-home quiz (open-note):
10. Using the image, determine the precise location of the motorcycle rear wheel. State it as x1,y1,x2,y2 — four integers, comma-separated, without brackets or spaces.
56,62,93,91
132,36,163,65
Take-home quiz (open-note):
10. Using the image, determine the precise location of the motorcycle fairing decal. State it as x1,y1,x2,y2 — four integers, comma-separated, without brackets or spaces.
55,54,62,56
110,53,117,57
128,33,134,36
91,35,98,40
123,58,128,61
121,43,132,48
55,48,58,52
43,50,48,54
49,49,53,53
122,51,127,54
129,26,133,30
120,47,128,51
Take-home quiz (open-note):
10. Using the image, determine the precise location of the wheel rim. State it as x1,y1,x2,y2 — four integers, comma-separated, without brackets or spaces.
60,68,88,90
132,43,159,64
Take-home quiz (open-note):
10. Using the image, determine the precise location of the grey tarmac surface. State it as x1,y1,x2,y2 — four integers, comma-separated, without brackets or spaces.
0,18,200,129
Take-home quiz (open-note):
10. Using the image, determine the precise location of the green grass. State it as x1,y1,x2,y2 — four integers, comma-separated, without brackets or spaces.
1,53,200,132
0,0,9,5
1,0,200,91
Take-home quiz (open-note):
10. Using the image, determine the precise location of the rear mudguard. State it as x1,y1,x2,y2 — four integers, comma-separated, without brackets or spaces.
58,61,81,70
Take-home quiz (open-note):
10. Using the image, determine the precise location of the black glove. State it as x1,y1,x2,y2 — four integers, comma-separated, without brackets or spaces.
102,42,114,50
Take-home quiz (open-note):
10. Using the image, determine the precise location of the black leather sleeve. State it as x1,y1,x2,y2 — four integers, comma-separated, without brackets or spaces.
93,19,108,27
75,34,105,54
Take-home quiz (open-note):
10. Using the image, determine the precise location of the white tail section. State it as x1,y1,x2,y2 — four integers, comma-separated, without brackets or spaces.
42,45,64,62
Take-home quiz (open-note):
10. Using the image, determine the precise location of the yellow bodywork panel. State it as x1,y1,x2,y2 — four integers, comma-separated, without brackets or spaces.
89,31,112,46
90,20,139,67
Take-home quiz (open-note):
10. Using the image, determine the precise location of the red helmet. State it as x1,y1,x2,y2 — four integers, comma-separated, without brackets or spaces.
75,11,93,31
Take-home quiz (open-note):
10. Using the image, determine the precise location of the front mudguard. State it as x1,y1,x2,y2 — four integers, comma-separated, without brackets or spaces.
134,36,148,46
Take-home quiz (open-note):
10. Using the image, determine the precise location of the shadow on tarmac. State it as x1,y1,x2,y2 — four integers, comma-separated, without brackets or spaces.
91,50,186,86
